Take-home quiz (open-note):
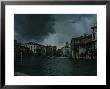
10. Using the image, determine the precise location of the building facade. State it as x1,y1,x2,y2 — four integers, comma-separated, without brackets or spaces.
56,49,63,57
22,42,46,56
46,46,57,57
61,42,71,57
14,41,57,58
14,40,33,59
70,25,97,60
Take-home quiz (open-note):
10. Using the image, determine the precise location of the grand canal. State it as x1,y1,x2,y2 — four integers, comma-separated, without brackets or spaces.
14,56,97,76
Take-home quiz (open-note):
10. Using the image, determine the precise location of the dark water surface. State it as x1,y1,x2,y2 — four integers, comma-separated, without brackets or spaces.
14,56,97,76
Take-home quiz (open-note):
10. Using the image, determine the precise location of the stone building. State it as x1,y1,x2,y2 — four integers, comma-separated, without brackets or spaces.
70,24,97,59
46,45,57,57
14,40,33,59
56,48,63,57
61,42,71,57
15,40,57,58
23,42,46,56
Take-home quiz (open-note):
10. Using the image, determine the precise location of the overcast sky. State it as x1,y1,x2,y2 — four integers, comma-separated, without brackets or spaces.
14,14,96,48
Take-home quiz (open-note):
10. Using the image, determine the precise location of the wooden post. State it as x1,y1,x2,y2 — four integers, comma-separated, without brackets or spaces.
20,52,23,64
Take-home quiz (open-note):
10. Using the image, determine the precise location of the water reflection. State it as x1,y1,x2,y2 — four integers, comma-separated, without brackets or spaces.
15,56,97,76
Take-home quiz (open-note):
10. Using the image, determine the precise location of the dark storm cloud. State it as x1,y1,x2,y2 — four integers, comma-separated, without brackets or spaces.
15,14,96,48
14,14,55,42
42,14,97,48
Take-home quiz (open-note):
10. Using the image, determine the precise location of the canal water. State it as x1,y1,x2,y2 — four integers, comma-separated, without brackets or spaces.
14,56,97,76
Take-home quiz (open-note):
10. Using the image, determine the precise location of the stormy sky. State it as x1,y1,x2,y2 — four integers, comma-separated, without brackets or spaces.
14,14,96,48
